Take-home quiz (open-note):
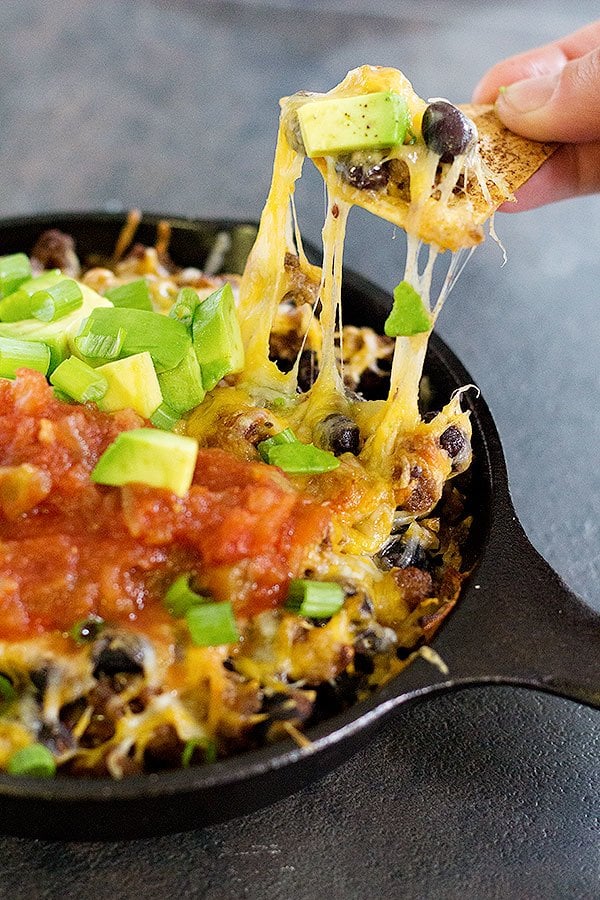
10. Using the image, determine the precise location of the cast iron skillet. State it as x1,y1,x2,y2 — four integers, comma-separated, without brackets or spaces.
0,212,597,841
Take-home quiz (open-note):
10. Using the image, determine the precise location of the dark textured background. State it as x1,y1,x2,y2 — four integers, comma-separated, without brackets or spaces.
0,1,598,897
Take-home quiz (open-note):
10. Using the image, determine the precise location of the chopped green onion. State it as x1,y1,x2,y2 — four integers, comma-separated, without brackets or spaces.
269,396,291,411
17,269,62,295
181,737,217,767
0,254,32,299
169,287,201,328
0,674,16,711
91,428,199,497
104,278,153,311
7,743,56,778
74,327,126,362
150,402,180,431
185,601,239,647
285,579,345,619
384,281,431,337
266,441,340,474
49,356,108,403
76,307,191,373
0,278,82,323
257,427,298,462
29,279,83,323
0,289,38,322
164,574,209,617
69,615,105,644
0,335,50,378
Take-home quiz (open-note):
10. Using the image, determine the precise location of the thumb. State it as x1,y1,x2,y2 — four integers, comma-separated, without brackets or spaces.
495,45,600,142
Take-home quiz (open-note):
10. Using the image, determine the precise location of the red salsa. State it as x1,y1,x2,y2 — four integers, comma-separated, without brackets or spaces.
0,370,331,638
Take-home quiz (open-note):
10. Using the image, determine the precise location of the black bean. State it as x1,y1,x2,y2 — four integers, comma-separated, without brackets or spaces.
316,413,361,456
39,721,75,756
439,425,471,472
422,101,475,160
354,623,398,657
29,667,49,701
261,690,313,724
335,151,391,190
92,631,147,678
313,671,361,719
377,536,428,571
297,349,319,392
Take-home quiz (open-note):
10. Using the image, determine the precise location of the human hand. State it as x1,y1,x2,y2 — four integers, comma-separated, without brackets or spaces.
472,20,600,210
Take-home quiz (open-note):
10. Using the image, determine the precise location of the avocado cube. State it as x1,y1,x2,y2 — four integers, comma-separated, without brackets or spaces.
158,345,205,415
297,91,409,158
192,283,244,391
96,352,163,419
91,428,199,497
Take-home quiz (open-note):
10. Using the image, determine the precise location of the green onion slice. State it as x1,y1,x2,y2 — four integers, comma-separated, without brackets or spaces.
105,278,153,311
257,427,297,462
181,737,217,767
285,579,345,619
0,253,32,300
7,743,56,778
29,278,83,323
169,287,201,328
0,289,37,322
150,402,180,432
164,574,209,617
74,327,126,362
50,356,108,403
0,336,50,378
0,674,16,711
185,601,239,647
0,278,82,323
266,442,339,474
69,615,105,644
384,281,431,337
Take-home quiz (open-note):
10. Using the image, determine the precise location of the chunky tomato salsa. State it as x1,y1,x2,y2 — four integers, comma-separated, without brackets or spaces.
0,369,331,638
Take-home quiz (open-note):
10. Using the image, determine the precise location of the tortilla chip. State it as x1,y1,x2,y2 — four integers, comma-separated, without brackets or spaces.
313,102,556,252
459,103,556,206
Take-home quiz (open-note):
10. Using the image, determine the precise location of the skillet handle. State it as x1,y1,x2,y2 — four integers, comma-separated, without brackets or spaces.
421,517,600,710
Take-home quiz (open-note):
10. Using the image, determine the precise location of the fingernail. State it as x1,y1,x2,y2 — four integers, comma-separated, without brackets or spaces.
499,73,558,113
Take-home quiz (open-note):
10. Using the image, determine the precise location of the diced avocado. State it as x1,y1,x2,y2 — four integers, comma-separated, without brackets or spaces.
0,280,112,372
192,283,244,391
104,278,153,311
96,352,163,419
157,345,205,415
91,428,199,497
384,281,431,337
74,307,191,373
297,91,409,158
